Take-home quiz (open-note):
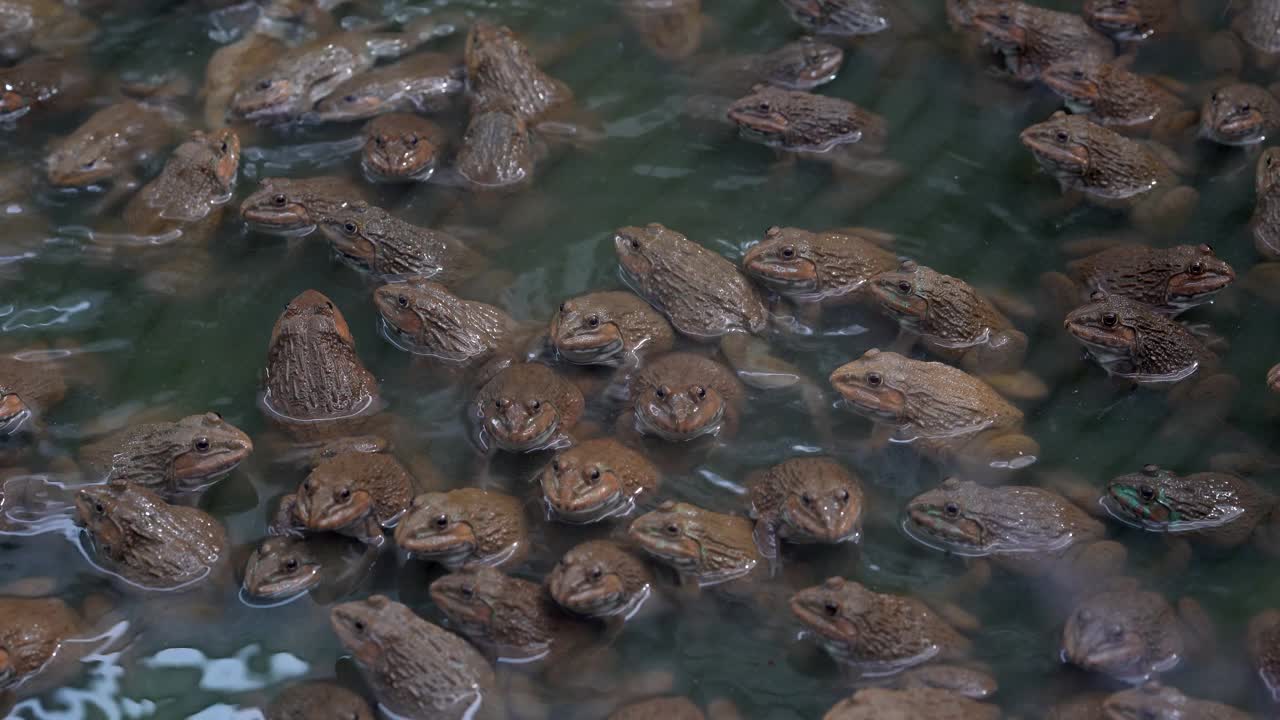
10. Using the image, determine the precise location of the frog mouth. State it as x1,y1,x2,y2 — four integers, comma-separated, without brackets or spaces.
544,474,627,523
554,326,624,364
1020,132,1089,175
1087,8,1145,35
1215,109,1266,142
362,147,438,182
1040,75,1098,108
300,489,374,531
554,574,626,614
395,521,477,562
742,255,818,292
172,438,254,487
485,407,561,452
243,557,322,599
243,205,315,235
635,394,725,442
1064,320,1136,351
789,596,851,643
631,531,700,569
783,500,860,544
973,15,1026,49
1167,270,1233,302
869,282,927,320
830,379,905,421
903,508,985,552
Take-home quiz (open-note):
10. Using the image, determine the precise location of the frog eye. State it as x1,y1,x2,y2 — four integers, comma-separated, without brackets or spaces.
338,487,351,501
343,221,358,235
82,159,97,170
1102,312,1118,327
193,437,211,452
1241,103,1253,113
630,236,641,249
866,372,882,387
836,489,850,503
588,467,601,483
1055,130,1069,143
664,523,680,535
1107,624,1124,640
528,399,541,411
801,493,814,506
551,459,562,473
655,385,669,399
997,11,1011,23
495,398,510,409
1139,485,1156,501
590,566,603,580
460,584,475,599
1071,68,1085,80
1211,92,1219,103
272,194,287,206
943,502,961,518
302,480,312,492
780,246,796,259
756,101,770,112
407,135,419,147
1269,156,1275,167
397,294,409,308
374,136,385,148
343,94,357,103
823,600,840,616
896,280,912,294
1189,261,1204,274
692,385,707,400
587,314,599,328
285,558,298,571
434,514,448,528
94,501,106,515
220,140,229,153
257,79,273,90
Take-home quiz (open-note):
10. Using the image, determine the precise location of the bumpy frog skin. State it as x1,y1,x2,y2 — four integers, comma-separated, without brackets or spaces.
1253,148,1280,260
429,565,568,662
973,2,1113,82
550,291,675,367
313,52,464,122
1061,588,1202,682
455,109,540,189
1040,61,1191,139
81,412,253,494
473,363,584,453
277,453,414,545
726,85,886,154
539,439,660,523
628,501,760,587
742,225,899,304
1200,83,1280,146
779,0,891,36
0,54,89,121
697,37,844,93
374,279,517,366
748,456,864,558
628,353,743,442
1046,244,1235,316
45,100,172,196
1102,683,1252,720
315,205,484,285
393,488,527,569
1103,464,1277,549
464,21,571,121
548,540,654,620
240,176,366,237
242,536,323,600
360,113,445,182
1083,0,1179,41
0,595,86,691
1064,293,1215,384
0,350,68,436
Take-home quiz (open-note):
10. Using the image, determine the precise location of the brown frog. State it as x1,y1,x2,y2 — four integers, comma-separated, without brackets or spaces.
202,32,285,128
0,0,95,63
393,487,528,569
74,481,229,591
330,595,497,720
45,100,176,211
791,578,989,695
454,108,543,190
264,681,374,720
240,175,367,237
693,37,845,94
823,688,1000,720
359,113,446,183
1040,61,1197,143
621,0,708,62
1063,292,1219,385
430,564,592,663
628,501,762,588
0,595,90,694
274,452,416,545
1040,243,1235,317
974,3,1114,83
0,349,69,437
624,352,745,442
316,205,485,284
313,51,464,122
1020,112,1198,233
742,225,899,317
472,362,584,453
609,696,707,720
868,260,1040,399
79,412,253,497
1252,147,1280,261
1200,83,1280,146
548,540,655,621
121,128,240,243
747,456,864,560
232,19,451,123
465,21,571,121
262,289,382,440
1102,683,1251,720
1248,609,1280,701
829,349,1039,472
1228,0,1280,69
904,477,1127,595
241,534,376,603
726,85,888,170
550,291,676,369
539,439,661,523
1061,586,1210,682
0,54,90,121
1082,0,1185,42
779,0,896,36
1270,362,1280,393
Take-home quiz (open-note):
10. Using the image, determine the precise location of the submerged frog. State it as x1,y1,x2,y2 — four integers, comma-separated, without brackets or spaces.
548,540,654,621
823,688,1000,720
1248,609,1280,702
464,21,571,121
550,291,676,369
1082,0,1185,42
1252,147,1280,261
0,595,91,695
904,478,1127,594
330,595,497,720
1020,112,1198,233
240,175,366,237
624,352,745,442
74,481,229,591
0,0,95,63
312,51,464,122
274,452,416,545
609,696,708,720
539,439,661,523
1041,243,1235,317
315,204,484,284
1061,586,1210,682
0,54,90,121
747,456,864,560
80,412,253,497
829,349,1039,472
693,37,844,93
202,31,285,128
45,100,176,210
628,501,762,588
359,113,446,183
0,349,69,437
778,0,893,36
974,2,1113,82
742,225,899,317
726,85,888,170
1040,61,1197,143
241,534,376,603
1200,83,1280,146
1063,292,1220,385
393,487,527,569
1102,683,1251,720
120,128,241,244
264,681,374,720
473,363,584,453
454,108,543,190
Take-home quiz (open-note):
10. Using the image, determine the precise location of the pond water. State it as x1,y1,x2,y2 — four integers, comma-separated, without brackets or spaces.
3,0,1280,718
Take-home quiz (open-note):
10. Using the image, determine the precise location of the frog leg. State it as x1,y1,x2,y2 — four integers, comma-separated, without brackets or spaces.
751,517,780,573
960,431,1039,472
1132,185,1199,236
269,494,304,537
1242,262,1280,304
1037,469,1108,519
1039,271,1083,322
719,334,799,390
979,371,1048,403
890,665,998,700
1176,596,1215,658
1055,540,1129,587
887,326,919,356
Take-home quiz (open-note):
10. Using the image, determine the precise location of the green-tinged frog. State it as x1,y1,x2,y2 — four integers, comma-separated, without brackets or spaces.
472,363,584,453
1061,586,1211,683
79,412,253,498
393,487,527,569
273,453,416,545
316,205,485,285
747,456,864,560
539,439,661,523
548,540,654,621
240,176,367,237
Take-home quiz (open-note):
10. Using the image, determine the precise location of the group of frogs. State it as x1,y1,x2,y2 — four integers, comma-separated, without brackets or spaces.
3,0,1280,718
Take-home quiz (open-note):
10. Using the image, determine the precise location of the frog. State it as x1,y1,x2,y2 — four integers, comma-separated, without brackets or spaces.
120,128,241,244
1252,147,1280,261
453,108,544,190
241,534,376,603
726,85,888,173
539,438,661,523
1225,0,1280,70
240,175,367,237
1040,60,1198,144
609,696,707,720
472,362,584,453
201,30,285,128
315,205,485,286
621,0,709,62
465,21,572,122
867,260,1043,401
45,100,177,211
778,0,894,37
548,539,655,621
1199,82,1280,146
261,289,382,441
692,37,845,94
1102,683,1252,720
312,51,464,122
0,53,90,122
0,0,95,63
550,291,676,370
0,348,70,437
79,411,253,498
822,688,1000,720
1271,363,1280,393
273,452,416,545
231,18,454,123
0,595,91,695
622,352,745,442
790,577,993,697
329,595,498,720
741,224,900,324
1039,243,1236,318
392,487,528,570
74,480,229,592
1082,0,1187,42
973,2,1114,83
1248,608,1280,701
903,477,1128,596
359,113,446,183
264,681,374,720
829,348,1040,473
1061,585,1211,682
1102,464,1280,557
747,456,864,561
1020,112,1198,234
628,501,762,588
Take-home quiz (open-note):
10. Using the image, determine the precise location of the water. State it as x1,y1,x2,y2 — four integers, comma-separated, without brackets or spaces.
3,0,1280,717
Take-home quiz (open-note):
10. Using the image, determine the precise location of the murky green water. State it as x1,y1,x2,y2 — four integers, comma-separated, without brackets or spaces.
5,0,1280,718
